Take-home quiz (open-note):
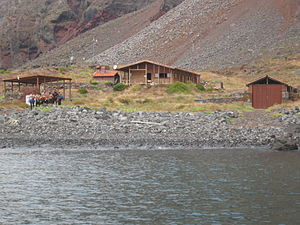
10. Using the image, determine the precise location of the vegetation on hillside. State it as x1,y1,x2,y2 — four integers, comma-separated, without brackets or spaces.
0,54,299,112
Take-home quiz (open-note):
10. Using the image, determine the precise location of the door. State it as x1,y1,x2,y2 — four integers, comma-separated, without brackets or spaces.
147,73,152,82
252,84,282,109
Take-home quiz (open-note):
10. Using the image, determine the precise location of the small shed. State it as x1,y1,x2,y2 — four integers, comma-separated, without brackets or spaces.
93,67,120,84
246,75,292,109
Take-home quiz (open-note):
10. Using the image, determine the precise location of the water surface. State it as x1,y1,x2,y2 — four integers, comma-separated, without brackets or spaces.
0,148,299,224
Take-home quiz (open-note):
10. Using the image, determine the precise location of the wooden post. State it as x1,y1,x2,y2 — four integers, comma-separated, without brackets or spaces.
44,77,46,93
158,65,160,84
18,82,21,91
36,77,40,93
145,63,148,84
3,81,6,97
69,80,72,100
129,68,131,85
11,82,14,94
63,80,66,98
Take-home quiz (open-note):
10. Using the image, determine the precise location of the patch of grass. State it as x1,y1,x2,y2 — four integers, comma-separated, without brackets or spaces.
78,88,88,94
39,106,53,112
203,111,213,114
272,112,283,117
176,96,186,101
135,98,152,104
195,84,205,91
166,82,192,94
89,80,99,85
90,86,104,91
191,106,206,112
58,67,67,72
104,81,114,87
118,98,131,105
0,69,10,74
113,83,127,91
121,108,139,113
176,105,186,110
0,100,28,109
131,85,143,92
225,118,235,123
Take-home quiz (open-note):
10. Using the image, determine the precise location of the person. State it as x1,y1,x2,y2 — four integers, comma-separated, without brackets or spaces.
35,94,41,107
57,95,63,105
52,91,59,105
29,94,35,110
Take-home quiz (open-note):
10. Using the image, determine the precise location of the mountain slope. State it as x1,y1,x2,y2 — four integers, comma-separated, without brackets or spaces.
0,0,183,68
25,0,184,68
88,0,300,71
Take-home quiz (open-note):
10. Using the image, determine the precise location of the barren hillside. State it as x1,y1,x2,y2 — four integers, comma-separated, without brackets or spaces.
88,0,300,71
0,0,183,68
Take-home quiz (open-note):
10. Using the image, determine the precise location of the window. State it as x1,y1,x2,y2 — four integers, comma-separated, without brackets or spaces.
159,73,168,78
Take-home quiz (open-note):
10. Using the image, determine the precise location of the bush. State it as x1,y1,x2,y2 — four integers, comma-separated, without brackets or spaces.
90,86,104,90
0,69,10,74
89,80,99,85
58,67,67,72
78,88,88,94
195,84,205,91
104,81,114,87
113,83,127,91
166,82,192,94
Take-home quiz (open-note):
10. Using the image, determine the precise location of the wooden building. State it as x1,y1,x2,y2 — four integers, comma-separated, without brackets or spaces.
246,75,293,109
93,66,120,84
116,60,201,85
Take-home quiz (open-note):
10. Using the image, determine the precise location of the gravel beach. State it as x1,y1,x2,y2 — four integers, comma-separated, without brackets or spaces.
0,107,299,150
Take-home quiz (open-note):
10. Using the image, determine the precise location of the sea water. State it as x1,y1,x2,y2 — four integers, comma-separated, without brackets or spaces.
0,148,299,224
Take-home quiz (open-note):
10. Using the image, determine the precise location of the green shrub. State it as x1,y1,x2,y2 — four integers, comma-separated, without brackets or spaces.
90,86,104,90
166,82,192,94
89,80,99,85
78,88,88,94
113,83,127,91
0,69,10,74
195,84,205,91
58,67,67,72
104,81,114,87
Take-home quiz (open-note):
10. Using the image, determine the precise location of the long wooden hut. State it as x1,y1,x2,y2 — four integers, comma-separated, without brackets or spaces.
116,60,201,85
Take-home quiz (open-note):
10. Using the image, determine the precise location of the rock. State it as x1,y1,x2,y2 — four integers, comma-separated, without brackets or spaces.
272,137,299,151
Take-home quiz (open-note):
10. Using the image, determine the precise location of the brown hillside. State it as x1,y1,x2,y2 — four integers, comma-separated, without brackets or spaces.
89,0,299,71
0,0,183,69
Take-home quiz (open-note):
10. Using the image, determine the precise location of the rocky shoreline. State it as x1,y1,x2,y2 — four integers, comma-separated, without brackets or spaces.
0,107,299,151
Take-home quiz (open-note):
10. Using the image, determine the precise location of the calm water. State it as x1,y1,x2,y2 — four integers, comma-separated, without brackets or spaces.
0,148,299,225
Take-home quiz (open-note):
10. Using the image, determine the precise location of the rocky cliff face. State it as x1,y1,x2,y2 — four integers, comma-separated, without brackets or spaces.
0,0,183,68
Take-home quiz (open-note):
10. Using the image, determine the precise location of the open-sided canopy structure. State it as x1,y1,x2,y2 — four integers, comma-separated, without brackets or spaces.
3,75,72,99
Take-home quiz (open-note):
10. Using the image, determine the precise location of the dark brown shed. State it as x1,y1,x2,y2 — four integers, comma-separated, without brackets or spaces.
246,75,292,109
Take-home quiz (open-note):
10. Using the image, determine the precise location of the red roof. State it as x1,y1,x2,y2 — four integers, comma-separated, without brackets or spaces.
93,70,118,77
